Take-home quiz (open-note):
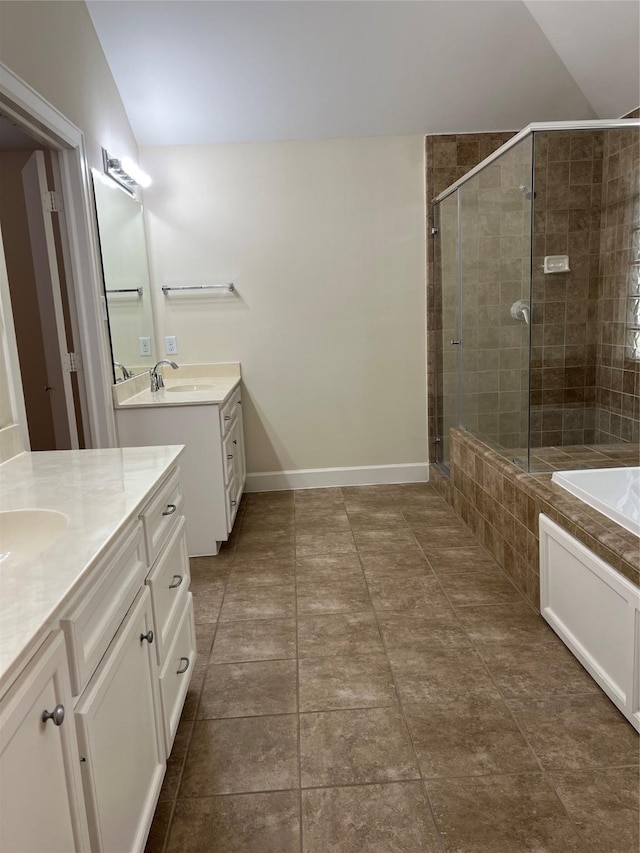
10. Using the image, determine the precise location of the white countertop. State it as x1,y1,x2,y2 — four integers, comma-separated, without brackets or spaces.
0,445,184,696
113,362,241,409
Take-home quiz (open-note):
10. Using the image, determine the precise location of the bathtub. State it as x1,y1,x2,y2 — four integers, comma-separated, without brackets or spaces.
551,466,640,537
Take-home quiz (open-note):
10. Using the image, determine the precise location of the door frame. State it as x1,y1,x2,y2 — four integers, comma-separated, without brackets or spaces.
0,63,117,448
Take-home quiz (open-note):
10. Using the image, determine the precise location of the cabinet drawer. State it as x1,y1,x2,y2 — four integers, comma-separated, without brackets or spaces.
159,593,196,754
146,515,190,664
220,386,241,436
61,522,147,697
75,586,165,853
141,466,184,566
225,477,239,532
222,427,236,485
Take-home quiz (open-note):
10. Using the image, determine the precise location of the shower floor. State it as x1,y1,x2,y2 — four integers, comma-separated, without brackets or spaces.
507,443,640,473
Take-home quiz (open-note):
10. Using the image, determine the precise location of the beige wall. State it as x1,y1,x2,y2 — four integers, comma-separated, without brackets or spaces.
0,1,137,172
142,136,427,474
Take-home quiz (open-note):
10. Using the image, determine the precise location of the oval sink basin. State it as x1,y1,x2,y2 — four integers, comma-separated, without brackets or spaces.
165,383,217,393
0,509,69,564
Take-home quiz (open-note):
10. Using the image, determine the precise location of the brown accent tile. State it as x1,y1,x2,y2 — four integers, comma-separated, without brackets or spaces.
296,578,372,615
199,660,297,719
298,654,397,712
297,613,384,658
300,707,419,787
507,694,639,769
478,642,603,698
180,716,299,796
405,698,539,778
302,782,440,853
211,618,296,663
219,585,296,622
426,773,585,852
549,767,640,853
167,791,300,853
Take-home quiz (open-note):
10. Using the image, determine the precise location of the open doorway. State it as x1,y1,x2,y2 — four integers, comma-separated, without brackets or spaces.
0,115,87,449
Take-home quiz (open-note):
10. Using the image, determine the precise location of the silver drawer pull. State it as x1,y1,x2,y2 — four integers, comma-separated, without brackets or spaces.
231,499,237,507
224,415,231,421
227,454,233,460
233,439,237,445
162,504,177,516
176,657,190,675
169,574,183,589
42,704,65,726
140,630,154,644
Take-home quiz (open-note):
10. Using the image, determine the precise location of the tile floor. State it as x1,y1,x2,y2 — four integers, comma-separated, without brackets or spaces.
146,483,639,853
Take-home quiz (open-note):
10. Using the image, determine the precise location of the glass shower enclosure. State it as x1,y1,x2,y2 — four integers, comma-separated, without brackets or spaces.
433,120,640,473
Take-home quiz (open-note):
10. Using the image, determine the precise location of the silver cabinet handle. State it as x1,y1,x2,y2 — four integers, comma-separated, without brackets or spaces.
140,630,154,644
224,415,231,421
233,440,237,445
42,704,65,726
162,504,177,516
450,340,461,346
231,499,237,506
227,454,233,460
169,574,183,589
176,657,190,675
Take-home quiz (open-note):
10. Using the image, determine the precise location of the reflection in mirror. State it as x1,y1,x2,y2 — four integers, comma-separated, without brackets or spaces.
92,173,156,381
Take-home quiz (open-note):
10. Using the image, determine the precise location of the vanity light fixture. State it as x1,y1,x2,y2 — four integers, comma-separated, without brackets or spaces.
102,148,151,194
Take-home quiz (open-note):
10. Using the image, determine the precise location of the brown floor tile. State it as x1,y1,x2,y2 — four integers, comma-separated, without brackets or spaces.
166,791,300,853
405,698,539,778
180,716,299,796
549,767,640,853
367,574,452,613
294,507,351,530
190,556,232,582
390,649,502,704
456,602,557,645
414,526,481,551
377,613,473,653
296,530,357,557
191,579,226,623
234,542,295,561
300,707,420,787
302,782,440,852
346,508,409,530
199,660,298,718
298,654,397,712
425,546,500,575
195,623,216,662
219,584,296,622
401,504,460,526
297,613,384,658
296,578,372,615
180,664,207,721
211,618,296,663
478,642,603,698
225,566,295,591
359,552,430,576
507,694,639,769
294,487,344,506
352,529,419,556
144,801,173,853
239,514,295,533
437,571,523,606
426,773,585,852
295,554,364,581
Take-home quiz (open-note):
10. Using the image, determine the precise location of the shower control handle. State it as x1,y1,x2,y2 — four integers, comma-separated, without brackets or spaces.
450,340,461,346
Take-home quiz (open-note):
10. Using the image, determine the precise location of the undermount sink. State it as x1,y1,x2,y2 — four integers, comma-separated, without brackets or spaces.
0,509,69,564
165,383,217,393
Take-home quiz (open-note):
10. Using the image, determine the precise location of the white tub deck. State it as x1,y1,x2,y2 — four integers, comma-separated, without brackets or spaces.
551,466,640,537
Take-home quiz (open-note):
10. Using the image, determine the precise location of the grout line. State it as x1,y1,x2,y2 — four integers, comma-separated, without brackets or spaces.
292,492,304,853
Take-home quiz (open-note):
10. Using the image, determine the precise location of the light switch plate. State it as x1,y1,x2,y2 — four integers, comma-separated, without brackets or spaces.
165,335,178,355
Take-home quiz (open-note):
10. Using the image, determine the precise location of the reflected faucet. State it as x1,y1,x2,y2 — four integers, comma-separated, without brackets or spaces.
150,359,178,392
114,362,132,382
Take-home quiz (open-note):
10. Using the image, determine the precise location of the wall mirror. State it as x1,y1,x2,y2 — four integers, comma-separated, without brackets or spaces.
92,173,156,381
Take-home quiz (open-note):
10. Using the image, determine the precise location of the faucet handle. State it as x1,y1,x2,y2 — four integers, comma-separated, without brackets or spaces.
157,372,165,390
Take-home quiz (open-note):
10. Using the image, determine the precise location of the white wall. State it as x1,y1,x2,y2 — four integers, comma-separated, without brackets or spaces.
142,136,427,477
0,1,137,170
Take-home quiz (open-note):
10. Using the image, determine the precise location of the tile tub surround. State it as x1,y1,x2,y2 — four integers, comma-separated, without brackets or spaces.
431,428,639,610
145,483,638,853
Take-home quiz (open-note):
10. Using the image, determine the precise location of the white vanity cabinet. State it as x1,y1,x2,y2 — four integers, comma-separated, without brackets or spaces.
115,382,246,555
0,452,195,853
0,632,90,853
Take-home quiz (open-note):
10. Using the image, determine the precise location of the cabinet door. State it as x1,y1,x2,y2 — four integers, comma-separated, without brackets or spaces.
0,632,90,853
159,593,196,753
75,586,165,853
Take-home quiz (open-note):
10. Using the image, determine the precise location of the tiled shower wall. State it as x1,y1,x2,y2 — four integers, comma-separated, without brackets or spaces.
595,125,640,443
426,132,516,463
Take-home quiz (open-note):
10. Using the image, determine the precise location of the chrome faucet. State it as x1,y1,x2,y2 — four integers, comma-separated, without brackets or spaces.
150,359,178,392
113,362,132,382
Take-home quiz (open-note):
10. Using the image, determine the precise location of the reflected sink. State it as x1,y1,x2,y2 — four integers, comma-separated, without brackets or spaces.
0,509,69,564
165,383,217,393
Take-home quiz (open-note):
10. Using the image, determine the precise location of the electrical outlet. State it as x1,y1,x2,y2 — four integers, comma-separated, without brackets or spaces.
138,336,152,356
165,335,178,355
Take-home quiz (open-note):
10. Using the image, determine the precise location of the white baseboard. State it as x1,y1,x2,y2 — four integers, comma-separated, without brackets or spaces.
245,462,429,493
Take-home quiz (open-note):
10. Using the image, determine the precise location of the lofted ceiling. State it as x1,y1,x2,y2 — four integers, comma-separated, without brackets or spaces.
86,0,639,147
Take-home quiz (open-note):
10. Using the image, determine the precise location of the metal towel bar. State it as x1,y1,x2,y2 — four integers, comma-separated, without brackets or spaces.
162,283,235,295
106,287,142,295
